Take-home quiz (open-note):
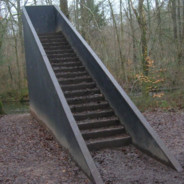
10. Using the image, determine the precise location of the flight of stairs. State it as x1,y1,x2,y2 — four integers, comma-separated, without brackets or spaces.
39,32,131,151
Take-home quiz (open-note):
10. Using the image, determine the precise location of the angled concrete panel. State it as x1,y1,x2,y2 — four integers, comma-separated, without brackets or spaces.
53,6,182,172
22,7,103,184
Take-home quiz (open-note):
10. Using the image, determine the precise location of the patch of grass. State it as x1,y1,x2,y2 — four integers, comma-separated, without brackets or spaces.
130,89,184,112
0,88,29,103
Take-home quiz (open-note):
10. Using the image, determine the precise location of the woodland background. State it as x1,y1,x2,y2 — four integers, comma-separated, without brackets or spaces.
0,0,184,113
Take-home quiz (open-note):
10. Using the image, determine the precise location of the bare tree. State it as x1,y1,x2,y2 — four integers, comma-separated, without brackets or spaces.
108,0,127,81
60,0,69,18
131,0,149,76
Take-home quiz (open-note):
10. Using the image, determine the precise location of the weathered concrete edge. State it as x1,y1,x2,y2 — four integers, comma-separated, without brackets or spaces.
54,5,182,172
22,6,104,183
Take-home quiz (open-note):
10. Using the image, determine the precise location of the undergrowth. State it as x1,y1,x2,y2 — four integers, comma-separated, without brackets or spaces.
131,90,184,112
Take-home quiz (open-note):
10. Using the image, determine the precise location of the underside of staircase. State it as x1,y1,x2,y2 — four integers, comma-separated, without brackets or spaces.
39,32,131,151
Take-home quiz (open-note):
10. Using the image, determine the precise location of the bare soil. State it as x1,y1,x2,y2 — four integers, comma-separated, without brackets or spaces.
0,110,184,184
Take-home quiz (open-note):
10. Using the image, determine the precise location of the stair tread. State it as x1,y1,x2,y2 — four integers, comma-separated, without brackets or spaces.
52,61,81,66
77,116,119,124
58,76,91,82
48,53,76,57
39,32,62,37
62,81,96,89
82,126,124,134
56,71,88,78
74,109,113,116
82,126,125,140
70,101,108,108
42,41,69,45
51,58,80,63
43,45,72,50
39,37,66,40
87,134,131,144
73,109,114,120
78,118,120,130
67,94,103,100
46,48,73,51
53,65,84,69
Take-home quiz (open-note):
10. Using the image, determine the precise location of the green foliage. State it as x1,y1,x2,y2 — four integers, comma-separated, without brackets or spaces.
131,90,184,112
0,88,29,103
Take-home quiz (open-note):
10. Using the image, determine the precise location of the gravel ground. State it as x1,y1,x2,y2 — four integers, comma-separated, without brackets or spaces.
0,110,184,184
92,110,184,184
0,114,90,184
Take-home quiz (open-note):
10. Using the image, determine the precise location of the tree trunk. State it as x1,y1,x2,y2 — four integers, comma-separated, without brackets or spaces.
130,0,149,95
146,0,151,34
80,0,87,39
120,0,124,42
75,0,79,30
138,0,149,76
17,0,24,53
108,0,127,82
6,1,22,90
33,0,37,5
171,0,178,40
128,0,137,66
60,0,69,18
177,0,182,63
0,100,5,115
155,0,163,51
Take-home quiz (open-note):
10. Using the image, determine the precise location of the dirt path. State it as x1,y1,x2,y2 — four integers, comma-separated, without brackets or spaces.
0,110,184,184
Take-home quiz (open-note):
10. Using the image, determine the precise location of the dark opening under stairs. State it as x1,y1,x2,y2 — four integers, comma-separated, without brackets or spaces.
22,5,182,184
39,32,131,151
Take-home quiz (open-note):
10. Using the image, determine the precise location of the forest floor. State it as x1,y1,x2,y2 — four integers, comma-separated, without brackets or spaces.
0,110,184,184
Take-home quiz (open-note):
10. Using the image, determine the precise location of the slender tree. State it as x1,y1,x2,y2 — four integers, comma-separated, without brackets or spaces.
127,0,137,65
131,0,149,76
60,0,69,18
155,0,163,51
108,0,127,81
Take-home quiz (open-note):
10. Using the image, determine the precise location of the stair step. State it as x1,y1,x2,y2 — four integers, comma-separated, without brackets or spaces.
53,66,85,73
74,109,114,121
59,76,92,85
42,42,69,47
52,61,82,67
51,57,80,63
82,126,125,139
43,45,72,50
56,71,88,78
70,101,109,113
78,117,120,130
39,32,62,38
48,53,76,58
39,35,64,39
46,49,74,55
87,135,131,150
62,82,96,91
67,94,104,105
40,38,67,44
66,88,100,99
